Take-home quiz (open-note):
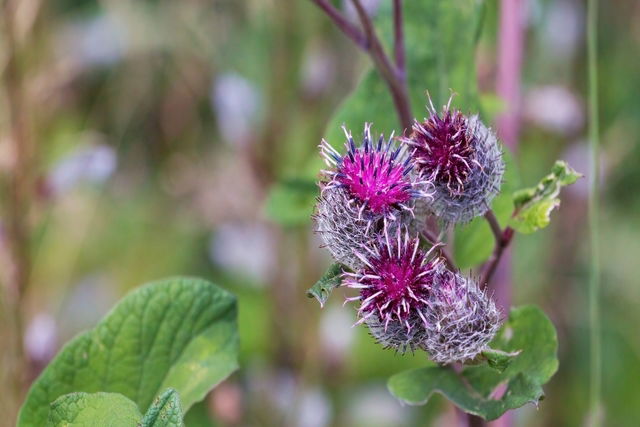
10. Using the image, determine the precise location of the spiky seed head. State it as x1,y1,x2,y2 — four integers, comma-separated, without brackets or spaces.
320,123,432,221
314,186,377,271
421,265,502,364
342,225,442,352
404,97,504,223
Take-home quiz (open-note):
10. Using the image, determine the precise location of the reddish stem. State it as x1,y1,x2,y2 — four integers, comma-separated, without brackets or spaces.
311,0,413,131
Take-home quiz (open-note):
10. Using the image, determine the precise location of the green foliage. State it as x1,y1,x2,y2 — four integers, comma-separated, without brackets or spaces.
324,0,484,147
19,278,238,427
46,389,184,427
454,149,520,269
46,392,142,427
265,177,318,227
306,263,345,307
510,161,581,233
480,348,522,373
140,389,184,427
388,305,558,420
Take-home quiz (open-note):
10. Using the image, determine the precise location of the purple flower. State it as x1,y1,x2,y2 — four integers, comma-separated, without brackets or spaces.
341,225,501,360
342,226,442,352
320,123,432,220
404,97,504,223
315,123,432,270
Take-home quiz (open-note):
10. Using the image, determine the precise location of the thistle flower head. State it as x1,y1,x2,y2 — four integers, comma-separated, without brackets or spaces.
342,225,442,352
421,266,502,364
404,96,504,223
320,123,432,220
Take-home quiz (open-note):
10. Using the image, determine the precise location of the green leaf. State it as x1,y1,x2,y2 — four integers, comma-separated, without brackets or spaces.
306,263,345,307
454,148,520,269
510,160,581,234
46,392,142,426
264,177,318,227
481,348,522,373
388,305,558,420
140,388,184,427
19,277,239,427
324,0,484,147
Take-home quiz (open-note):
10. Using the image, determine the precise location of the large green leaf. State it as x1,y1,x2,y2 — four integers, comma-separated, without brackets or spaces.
510,160,581,234
306,263,345,307
46,392,142,427
324,0,484,147
19,277,238,426
388,305,558,420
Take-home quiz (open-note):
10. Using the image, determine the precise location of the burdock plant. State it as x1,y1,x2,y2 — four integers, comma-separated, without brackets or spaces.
308,0,580,423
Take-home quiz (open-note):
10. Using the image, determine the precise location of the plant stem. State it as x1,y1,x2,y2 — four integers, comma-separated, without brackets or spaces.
480,211,514,288
587,0,602,421
392,0,406,73
349,0,413,131
311,0,413,131
484,210,503,243
310,0,367,48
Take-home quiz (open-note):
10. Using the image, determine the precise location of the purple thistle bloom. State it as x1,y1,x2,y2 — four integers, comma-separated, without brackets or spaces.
320,123,432,220
404,97,504,223
315,123,432,270
342,226,442,352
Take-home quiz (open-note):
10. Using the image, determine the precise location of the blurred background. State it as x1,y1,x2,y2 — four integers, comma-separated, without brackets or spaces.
0,0,638,426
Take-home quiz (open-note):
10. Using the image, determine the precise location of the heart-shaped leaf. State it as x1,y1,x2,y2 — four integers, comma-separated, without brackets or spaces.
19,277,238,426
388,305,558,420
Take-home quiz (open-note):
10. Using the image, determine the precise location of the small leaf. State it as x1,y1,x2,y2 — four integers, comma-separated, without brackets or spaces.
306,263,345,307
19,277,239,427
141,388,184,427
264,178,318,227
388,305,558,420
481,348,522,373
46,392,142,426
510,160,581,234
